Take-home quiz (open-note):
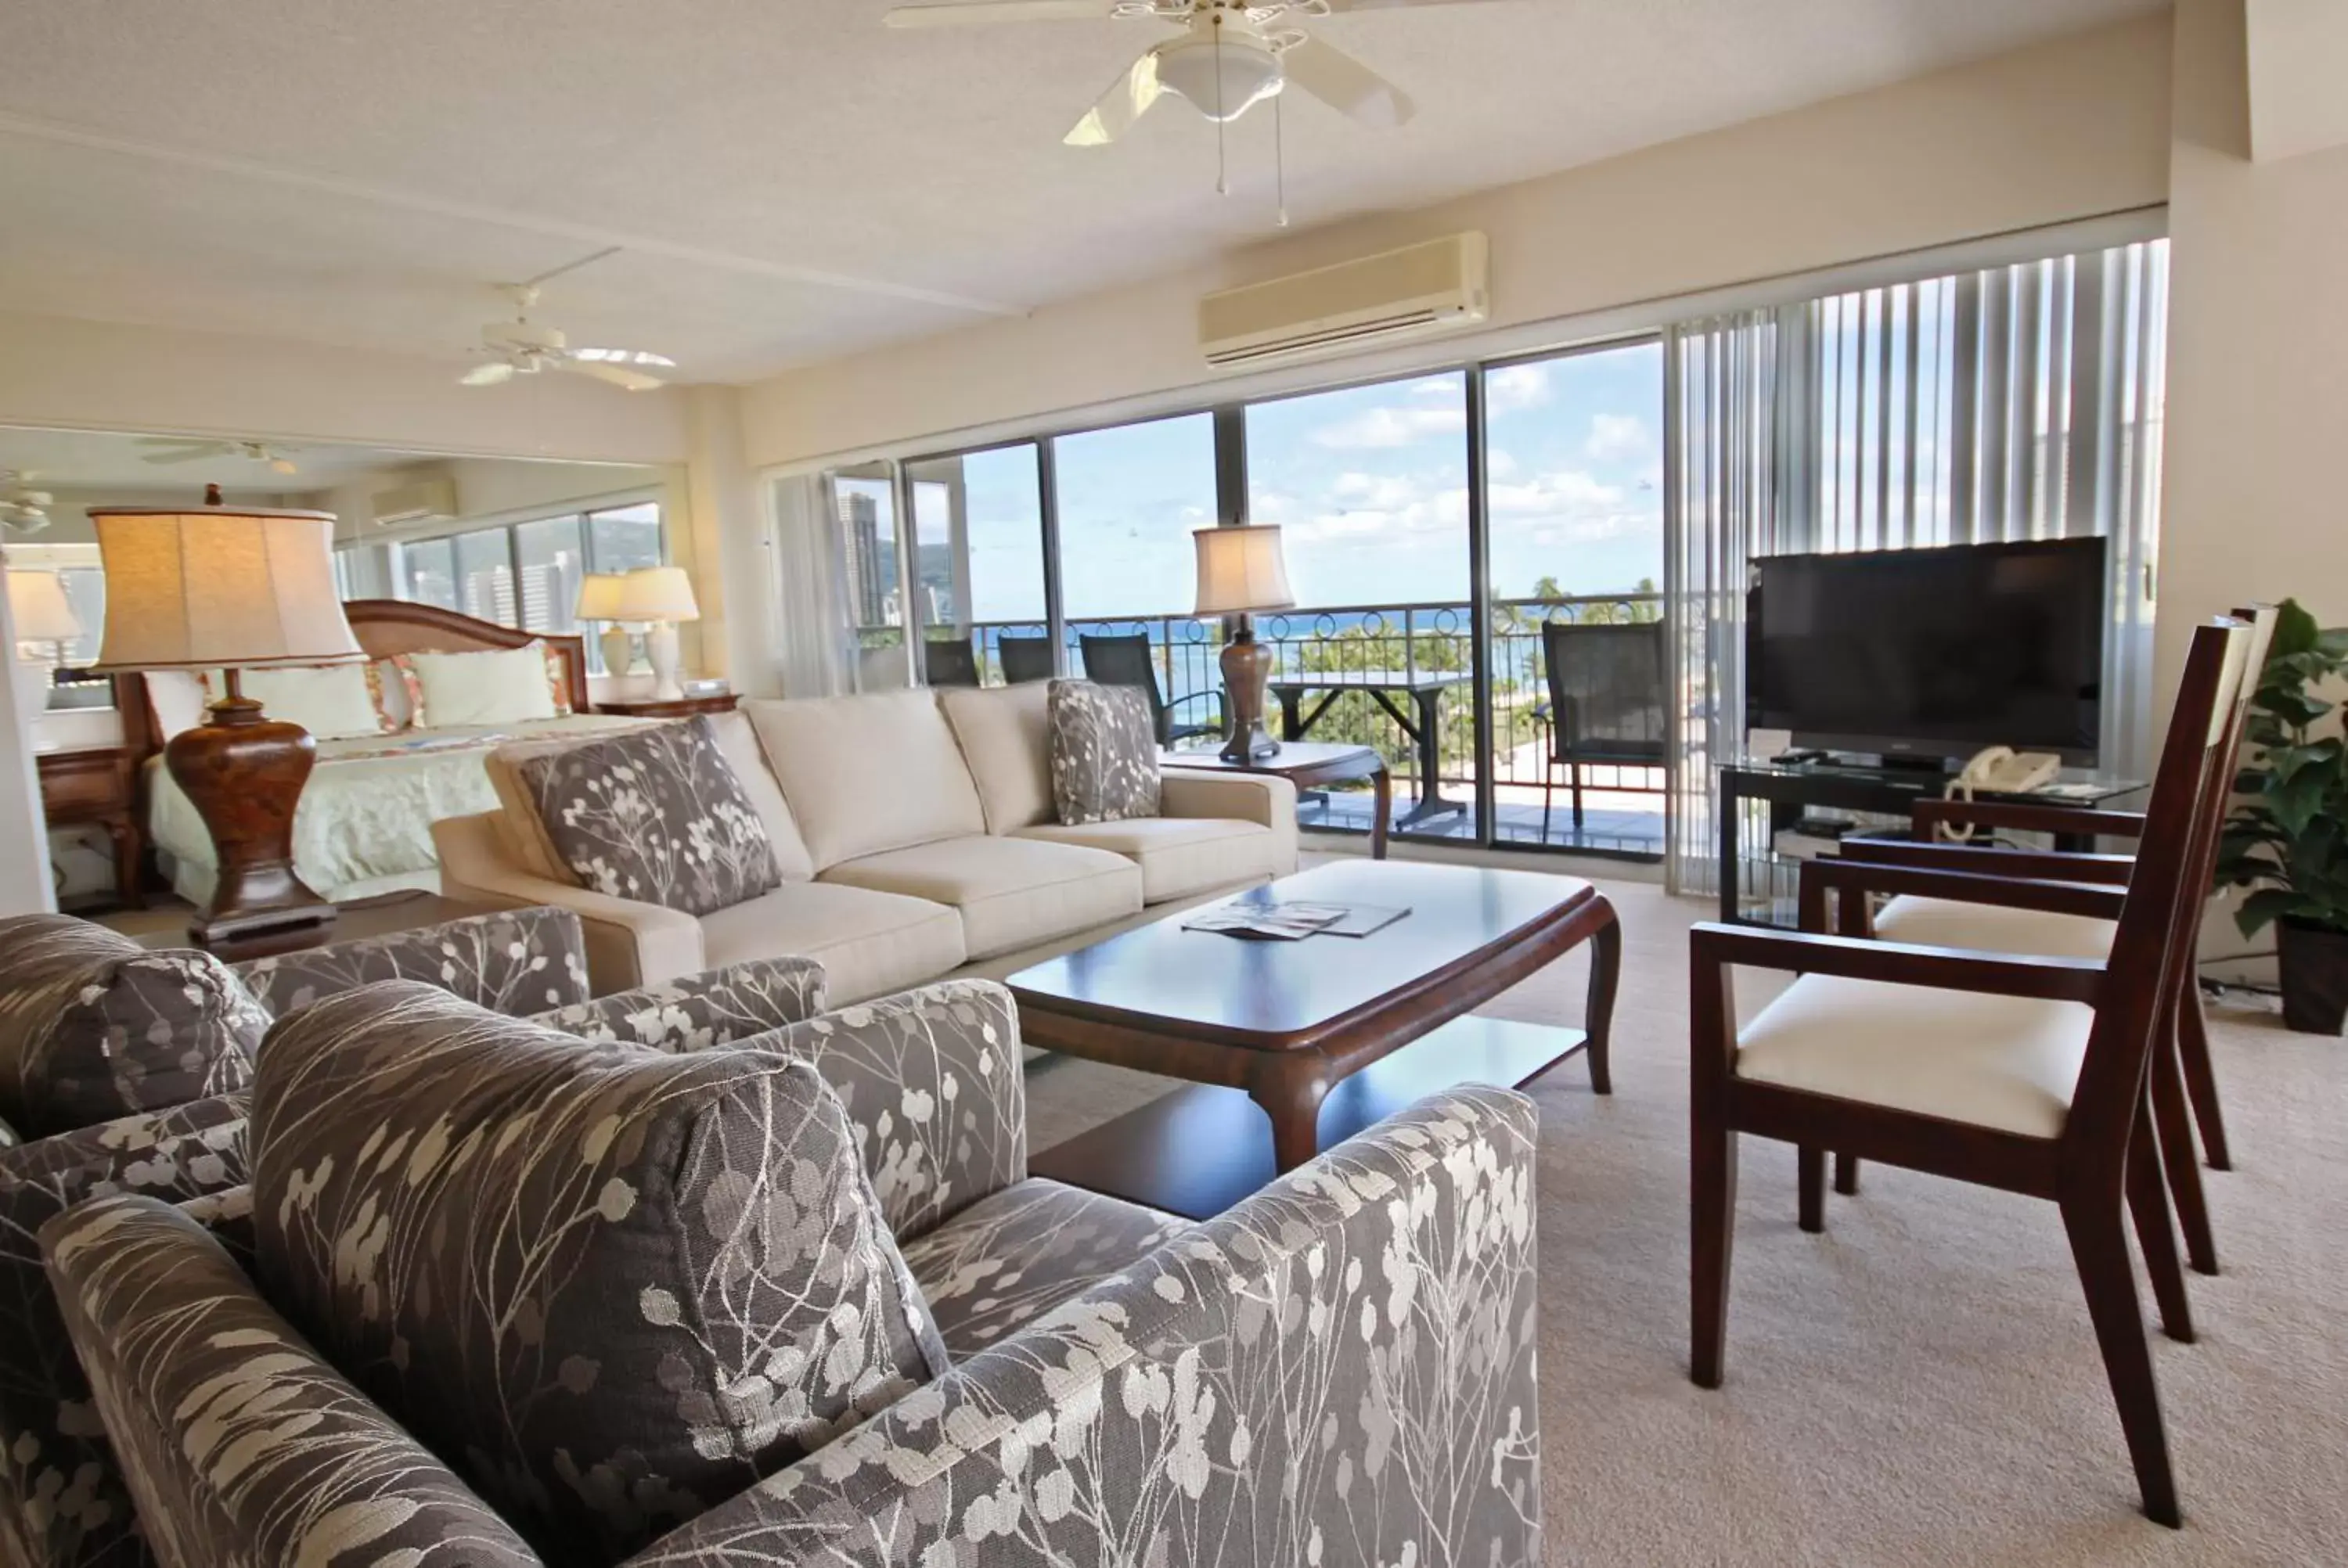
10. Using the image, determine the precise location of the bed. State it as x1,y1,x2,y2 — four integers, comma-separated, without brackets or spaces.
124,602,643,904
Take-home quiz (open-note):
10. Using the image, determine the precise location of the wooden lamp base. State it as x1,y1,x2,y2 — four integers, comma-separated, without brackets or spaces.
1219,624,1281,764
165,678,333,951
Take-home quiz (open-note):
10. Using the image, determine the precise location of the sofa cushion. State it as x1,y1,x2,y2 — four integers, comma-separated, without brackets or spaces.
899,1178,1188,1359
522,715,784,917
745,690,987,870
700,883,968,1005
706,709,816,880
938,682,1053,834
1017,815,1281,902
0,916,268,1138
821,835,1141,962
1736,973,2092,1138
250,984,951,1564
1048,679,1161,825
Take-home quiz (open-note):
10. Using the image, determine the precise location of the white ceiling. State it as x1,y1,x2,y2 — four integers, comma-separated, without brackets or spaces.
0,0,2163,384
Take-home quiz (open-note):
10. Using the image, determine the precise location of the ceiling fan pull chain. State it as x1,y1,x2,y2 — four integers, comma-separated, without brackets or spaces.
1275,88,1289,228
1213,10,1228,195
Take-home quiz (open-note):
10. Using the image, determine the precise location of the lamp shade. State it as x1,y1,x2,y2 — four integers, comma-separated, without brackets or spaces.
1193,524,1295,617
611,565,700,622
87,505,362,671
575,572,628,620
6,569,83,644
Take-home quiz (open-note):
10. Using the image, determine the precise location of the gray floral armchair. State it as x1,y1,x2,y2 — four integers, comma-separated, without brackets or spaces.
41,980,1543,1568
0,908,822,1568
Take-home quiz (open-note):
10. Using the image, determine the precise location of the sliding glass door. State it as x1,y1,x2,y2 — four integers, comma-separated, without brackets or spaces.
1482,343,1667,854
826,346,1670,862
1245,372,1479,841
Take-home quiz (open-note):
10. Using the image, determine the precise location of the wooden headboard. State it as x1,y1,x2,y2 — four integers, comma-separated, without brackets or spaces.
117,600,592,763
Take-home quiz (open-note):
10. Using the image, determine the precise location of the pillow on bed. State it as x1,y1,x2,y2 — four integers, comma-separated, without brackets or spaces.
238,662,394,740
143,671,214,741
399,644,564,728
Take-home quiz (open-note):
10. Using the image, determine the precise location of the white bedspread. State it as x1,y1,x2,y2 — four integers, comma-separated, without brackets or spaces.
146,714,644,903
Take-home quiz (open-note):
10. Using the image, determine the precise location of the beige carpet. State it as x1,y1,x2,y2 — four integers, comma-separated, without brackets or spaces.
1024,879,2348,1565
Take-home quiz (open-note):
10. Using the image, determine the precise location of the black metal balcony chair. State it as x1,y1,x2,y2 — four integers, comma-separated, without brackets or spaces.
996,634,1056,685
921,635,981,688
1531,618,1669,836
1079,632,1223,748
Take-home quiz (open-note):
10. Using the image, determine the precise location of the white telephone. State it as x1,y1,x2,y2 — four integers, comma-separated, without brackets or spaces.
1937,746,2062,841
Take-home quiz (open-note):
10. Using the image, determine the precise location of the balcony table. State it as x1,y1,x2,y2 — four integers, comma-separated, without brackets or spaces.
1269,670,1471,833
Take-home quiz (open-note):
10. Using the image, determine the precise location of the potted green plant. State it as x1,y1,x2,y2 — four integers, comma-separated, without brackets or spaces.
2213,599,2348,1034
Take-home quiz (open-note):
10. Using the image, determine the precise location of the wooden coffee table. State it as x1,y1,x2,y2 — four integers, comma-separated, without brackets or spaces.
1014,859,1619,1218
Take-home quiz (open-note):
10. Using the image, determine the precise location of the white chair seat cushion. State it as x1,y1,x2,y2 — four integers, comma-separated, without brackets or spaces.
820,835,1142,962
699,882,967,1005
1014,817,1278,902
1735,973,2094,1138
1874,894,2117,961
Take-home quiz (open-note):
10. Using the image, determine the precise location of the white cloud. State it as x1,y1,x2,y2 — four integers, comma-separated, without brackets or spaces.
1486,448,1522,480
1486,364,1552,415
1309,403,1468,450
1585,412,1651,462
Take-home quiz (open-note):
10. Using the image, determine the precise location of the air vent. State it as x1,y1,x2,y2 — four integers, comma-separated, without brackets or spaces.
1199,232,1489,369
372,477,458,527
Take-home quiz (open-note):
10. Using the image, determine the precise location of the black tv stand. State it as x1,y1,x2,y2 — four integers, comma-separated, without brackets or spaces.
1716,757,2148,928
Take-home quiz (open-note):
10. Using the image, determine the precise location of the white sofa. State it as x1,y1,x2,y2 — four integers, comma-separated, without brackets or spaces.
434,684,1298,999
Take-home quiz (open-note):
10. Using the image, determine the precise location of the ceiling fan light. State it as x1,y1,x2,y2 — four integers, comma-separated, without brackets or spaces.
1153,34,1283,123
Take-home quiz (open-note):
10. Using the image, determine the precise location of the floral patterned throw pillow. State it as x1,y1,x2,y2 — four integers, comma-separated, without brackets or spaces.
520,715,783,915
249,984,953,1565
1047,678,1162,825
0,915,267,1138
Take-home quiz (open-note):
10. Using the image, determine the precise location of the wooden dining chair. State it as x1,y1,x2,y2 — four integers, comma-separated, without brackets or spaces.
1808,604,2278,1277
1688,617,2254,1527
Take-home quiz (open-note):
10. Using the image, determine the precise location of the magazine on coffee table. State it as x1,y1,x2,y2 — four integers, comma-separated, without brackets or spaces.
1182,900,1410,941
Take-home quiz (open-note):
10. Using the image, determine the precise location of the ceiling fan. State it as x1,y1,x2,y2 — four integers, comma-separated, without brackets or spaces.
883,0,1504,146
0,472,52,535
139,439,303,475
462,284,676,392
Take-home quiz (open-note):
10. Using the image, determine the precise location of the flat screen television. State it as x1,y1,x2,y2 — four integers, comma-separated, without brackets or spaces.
1745,537,2108,765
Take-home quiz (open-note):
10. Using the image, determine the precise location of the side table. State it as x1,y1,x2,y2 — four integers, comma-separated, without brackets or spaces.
592,692,740,719
1162,740,1392,858
36,746,144,910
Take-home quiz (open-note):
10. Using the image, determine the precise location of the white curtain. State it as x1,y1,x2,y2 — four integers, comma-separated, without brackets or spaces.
1664,310,1780,899
767,472,856,698
1664,239,2170,897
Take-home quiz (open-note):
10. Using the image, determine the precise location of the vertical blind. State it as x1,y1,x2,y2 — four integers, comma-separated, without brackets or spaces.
1665,239,2171,897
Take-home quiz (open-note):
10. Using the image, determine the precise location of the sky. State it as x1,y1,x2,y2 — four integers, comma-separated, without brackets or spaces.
948,340,1665,626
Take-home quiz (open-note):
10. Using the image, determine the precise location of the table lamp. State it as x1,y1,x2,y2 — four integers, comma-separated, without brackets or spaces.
89,487,363,949
613,565,700,701
575,572,637,680
7,569,83,752
1193,523,1295,763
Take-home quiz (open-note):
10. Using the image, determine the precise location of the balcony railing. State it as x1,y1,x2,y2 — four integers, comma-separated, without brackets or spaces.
944,593,1667,851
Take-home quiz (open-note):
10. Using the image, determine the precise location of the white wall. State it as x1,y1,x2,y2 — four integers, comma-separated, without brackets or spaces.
0,312,689,466
740,14,2174,468
2159,0,2348,698
0,574,55,916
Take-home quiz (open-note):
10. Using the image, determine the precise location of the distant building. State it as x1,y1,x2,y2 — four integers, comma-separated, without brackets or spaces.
838,492,890,628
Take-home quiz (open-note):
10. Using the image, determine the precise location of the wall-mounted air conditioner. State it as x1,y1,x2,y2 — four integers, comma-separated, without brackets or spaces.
372,477,458,527
1198,232,1490,369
